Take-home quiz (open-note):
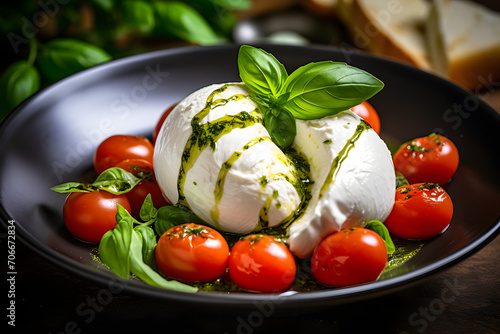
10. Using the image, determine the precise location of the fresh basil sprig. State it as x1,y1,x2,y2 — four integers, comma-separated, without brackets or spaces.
365,220,395,255
50,167,143,195
99,208,198,293
238,45,384,149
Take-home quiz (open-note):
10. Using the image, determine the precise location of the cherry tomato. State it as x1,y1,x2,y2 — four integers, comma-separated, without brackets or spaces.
228,235,296,292
350,101,381,134
94,135,154,175
114,159,170,217
63,191,131,243
152,103,176,144
384,183,453,240
311,228,387,287
155,223,229,282
393,133,459,185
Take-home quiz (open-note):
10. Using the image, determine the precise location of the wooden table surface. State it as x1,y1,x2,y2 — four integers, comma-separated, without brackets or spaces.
6,90,499,333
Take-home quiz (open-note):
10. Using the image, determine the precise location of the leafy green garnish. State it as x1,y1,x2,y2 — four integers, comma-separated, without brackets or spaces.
99,209,198,293
365,220,395,255
238,45,384,149
50,167,143,195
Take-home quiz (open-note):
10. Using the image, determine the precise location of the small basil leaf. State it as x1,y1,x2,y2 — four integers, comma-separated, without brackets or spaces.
395,171,409,188
50,182,95,193
155,205,204,236
93,167,142,195
129,230,198,292
133,225,157,267
238,45,288,97
139,193,158,223
365,220,395,255
0,60,40,119
37,38,112,83
264,107,296,149
283,61,384,120
153,1,221,45
98,215,134,279
115,203,136,223
120,0,155,34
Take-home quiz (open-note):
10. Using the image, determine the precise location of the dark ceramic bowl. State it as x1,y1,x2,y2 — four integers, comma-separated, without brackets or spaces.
1,44,499,313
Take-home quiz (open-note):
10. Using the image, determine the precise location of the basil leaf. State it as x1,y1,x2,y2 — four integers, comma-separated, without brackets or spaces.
50,182,95,193
395,171,409,188
99,214,134,279
37,38,112,83
93,167,142,195
139,193,158,223
365,220,395,255
129,230,198,292
133,225,157,268
120,0,155,34
153,1,221,45
155,205,204,236
115,203,137,224
0,60,40,119
238,45,288,97
283,61,384,120
264,107,296,149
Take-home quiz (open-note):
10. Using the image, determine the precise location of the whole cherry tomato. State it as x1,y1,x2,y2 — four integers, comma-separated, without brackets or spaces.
63,191,131,243
384,183,453,240
94,135,154,175
311,228,387,287
228,235,296,292
393,133,459,185
114,159,170,217
350,101,381,134
155,223,229,282
152,103,176,144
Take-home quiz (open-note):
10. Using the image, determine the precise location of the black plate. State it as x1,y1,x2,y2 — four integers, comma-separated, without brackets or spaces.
1,44,499,312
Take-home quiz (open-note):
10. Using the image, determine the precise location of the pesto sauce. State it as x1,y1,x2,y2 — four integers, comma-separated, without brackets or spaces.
177,84,262,206
319,120,370,199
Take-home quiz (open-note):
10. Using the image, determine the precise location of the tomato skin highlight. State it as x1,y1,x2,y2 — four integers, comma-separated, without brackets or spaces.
228,235,297,292
63,191,131,243
311,228,387,287
113,158,170,217
384,183,453,240
393,133,459,185
350,101,381,134
94,135,154,175
155,223,229,282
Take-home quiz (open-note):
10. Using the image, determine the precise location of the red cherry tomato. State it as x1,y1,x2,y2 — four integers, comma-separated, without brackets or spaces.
384,183,453,240
94,135,154,175
350,101,381,134
155,223,229,282
113,159,170,217
393,133,459,185
63,191,131,243
228,235,296,292
311,228,387,287
152,103,176,144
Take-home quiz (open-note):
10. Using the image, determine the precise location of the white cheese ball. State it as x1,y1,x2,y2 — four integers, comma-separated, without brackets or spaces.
154,83,302,234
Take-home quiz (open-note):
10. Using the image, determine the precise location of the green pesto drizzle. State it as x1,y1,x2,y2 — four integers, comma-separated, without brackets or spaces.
210,136,271,224
319,120,370,199
177,84,262,206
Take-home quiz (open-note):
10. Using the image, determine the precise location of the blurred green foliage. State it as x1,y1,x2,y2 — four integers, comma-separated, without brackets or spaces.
0,0,251,122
